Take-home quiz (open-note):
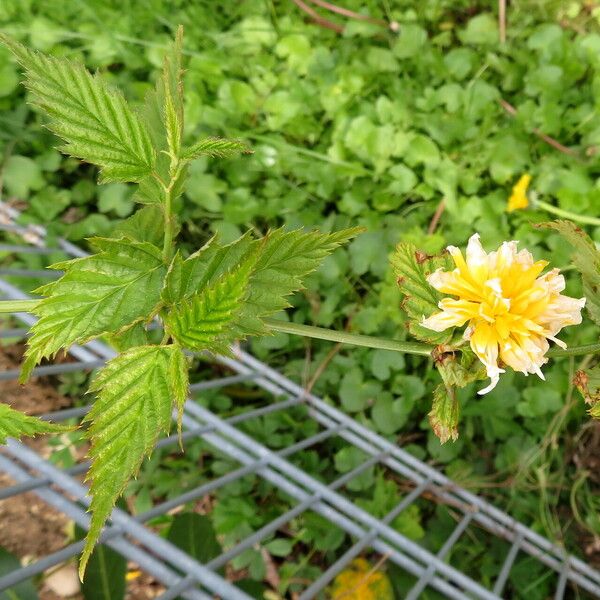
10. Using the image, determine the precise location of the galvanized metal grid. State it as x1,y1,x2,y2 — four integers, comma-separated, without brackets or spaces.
1,201,600,599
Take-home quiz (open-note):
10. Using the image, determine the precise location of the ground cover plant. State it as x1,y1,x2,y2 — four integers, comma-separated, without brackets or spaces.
2,1,600,597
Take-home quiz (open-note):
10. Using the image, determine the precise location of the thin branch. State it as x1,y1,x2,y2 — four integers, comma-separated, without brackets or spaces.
290,0,344,33
307,0,388,27
427,200,445,234
498,99,581,159
498,0,506,44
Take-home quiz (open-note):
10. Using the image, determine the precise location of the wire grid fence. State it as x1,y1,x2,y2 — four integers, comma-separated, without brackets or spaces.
1,201,599,600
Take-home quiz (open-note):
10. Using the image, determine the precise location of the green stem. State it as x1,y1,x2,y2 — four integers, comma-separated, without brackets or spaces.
0,299,39,313
535,200,600,227
263,318,433,356
547,342,600,358
0,302,599,359
162,185,174,260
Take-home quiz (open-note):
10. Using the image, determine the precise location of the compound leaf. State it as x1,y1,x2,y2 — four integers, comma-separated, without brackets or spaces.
390,242,454,344
0,35,154,183
165,251,258,353
163,227,362,340
80,344,188,578
21,238,167,382
539,220,600,327
241,227,362,334
0,403,70,445
182,137,252,161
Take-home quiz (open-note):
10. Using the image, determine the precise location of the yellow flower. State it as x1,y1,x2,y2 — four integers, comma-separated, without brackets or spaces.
507,174,531,212
422,234,586,394
330,559,393,600
506,173,531,212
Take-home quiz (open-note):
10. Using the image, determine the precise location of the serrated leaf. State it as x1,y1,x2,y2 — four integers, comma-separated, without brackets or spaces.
80,344,188,578
429,384,459,444
21,238,167,382
79,541,126,600
0,35,154,183
133,31,187,205
0,402,69,445
162,233,254,304
182,137,252,161
106,322,149,352
113,205,166,247
539,220,600,326
162,25,184,166
163,227,361,338
390,242,454,344
165,250,259,353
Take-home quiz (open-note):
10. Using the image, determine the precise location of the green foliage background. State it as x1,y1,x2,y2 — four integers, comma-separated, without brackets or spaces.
2,0,600,597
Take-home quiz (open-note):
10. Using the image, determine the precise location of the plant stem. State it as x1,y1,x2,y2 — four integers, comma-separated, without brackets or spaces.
263,318,433,356
0,302,599,359
535,200,600,227
265,318,600,359
0,299,39,313
547,342,600,358
162,184,174,260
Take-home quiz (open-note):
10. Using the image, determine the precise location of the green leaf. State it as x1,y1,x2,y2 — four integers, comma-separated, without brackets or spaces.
80,344,188,578
161,233,254,304
429,384,459,444
340,368,381,413
181,137,252,161
97,184,134,218
0,547,38,600
164,227,361,338
371,394,411,434
113,205,166,247
167,514,222,565
162,26,184,163
390,242,454,344
459,13,498,45
21,238,167,382
0,403,69,445
0,34,155,183
105,322,149,352
238,227,361,334
133,32,188,205
165,250,258,353
2,155,44,199
80,542,126,600
539,220,600,326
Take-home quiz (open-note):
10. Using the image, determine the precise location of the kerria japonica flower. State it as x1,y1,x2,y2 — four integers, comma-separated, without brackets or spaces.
421,234,586,394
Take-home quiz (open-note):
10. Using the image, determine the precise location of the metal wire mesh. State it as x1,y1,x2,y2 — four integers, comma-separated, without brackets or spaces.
1,200,600,599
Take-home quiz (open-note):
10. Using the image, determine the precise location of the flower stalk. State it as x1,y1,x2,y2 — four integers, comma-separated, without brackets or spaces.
534,199,600,228
1,301,599,358
263,318,433,355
